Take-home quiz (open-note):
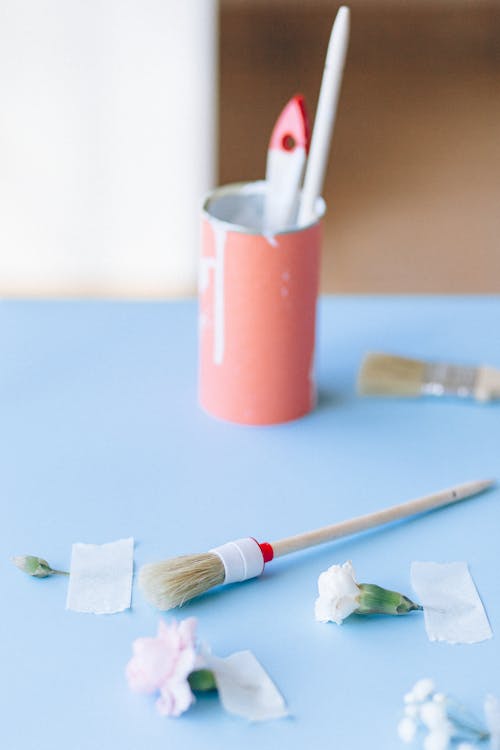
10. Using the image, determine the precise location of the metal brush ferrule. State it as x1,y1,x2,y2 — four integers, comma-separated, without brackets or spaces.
422,362,478,398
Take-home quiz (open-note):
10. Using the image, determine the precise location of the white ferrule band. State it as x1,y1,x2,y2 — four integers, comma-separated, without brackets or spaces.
210,537,265,585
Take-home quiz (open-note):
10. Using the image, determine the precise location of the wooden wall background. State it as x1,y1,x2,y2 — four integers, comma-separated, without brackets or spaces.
219,0,500,293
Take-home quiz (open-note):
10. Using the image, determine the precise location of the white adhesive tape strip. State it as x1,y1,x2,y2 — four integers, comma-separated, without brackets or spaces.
203,650,289,721
210,537,265,585
66,537,134,614
411,561,492,644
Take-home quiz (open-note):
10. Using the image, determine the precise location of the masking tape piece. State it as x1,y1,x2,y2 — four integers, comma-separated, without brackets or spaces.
204,650,288,721
411,561,492,644
66,537,134,614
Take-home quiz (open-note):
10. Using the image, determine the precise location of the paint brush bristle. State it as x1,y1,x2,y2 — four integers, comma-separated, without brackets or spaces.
139,553,225,610
358,353,426,397
475,366,500,402
358,352,500,401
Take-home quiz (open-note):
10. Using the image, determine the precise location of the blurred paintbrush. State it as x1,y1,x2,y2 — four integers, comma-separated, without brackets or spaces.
358,352,500,402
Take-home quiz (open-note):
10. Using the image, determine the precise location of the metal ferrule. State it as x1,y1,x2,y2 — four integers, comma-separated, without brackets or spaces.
422,362,478,398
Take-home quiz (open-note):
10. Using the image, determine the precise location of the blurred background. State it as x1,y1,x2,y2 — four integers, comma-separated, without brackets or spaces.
1,0,499,297
220,0,500,294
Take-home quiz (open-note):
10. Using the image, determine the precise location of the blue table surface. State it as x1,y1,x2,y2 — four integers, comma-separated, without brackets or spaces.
1,296,499,750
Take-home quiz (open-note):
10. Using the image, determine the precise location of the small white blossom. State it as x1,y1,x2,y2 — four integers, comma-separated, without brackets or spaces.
400,679,493,750
420,700,447,729
405,704,419,718
398,716,417,743
423,725,452,750
433,693,447,705
314,561,360,624
412,678,436,703
485,694,500,750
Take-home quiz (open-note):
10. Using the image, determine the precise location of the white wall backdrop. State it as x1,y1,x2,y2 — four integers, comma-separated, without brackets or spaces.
0,0,218,297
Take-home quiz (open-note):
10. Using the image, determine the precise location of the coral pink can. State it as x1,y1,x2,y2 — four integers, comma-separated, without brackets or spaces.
198,181,325,425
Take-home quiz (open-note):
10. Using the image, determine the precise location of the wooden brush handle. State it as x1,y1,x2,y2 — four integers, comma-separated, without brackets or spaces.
270,479,494,559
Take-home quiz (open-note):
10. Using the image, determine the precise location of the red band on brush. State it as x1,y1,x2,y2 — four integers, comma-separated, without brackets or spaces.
258,542,274,563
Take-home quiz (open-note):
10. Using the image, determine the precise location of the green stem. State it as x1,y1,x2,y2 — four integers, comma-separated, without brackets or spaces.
450,716,490,742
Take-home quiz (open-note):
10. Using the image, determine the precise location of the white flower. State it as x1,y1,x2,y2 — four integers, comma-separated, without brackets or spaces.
399,680,450,750
398,716,417,743
485,694,500,750
400,679,494,750
412,678,436,703
405,704,419,718
420,700,448,729
314,561,360,624
433,693,447,705
423,724,452,750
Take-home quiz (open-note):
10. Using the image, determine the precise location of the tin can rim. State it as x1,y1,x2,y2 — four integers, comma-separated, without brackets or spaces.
202,180,326,236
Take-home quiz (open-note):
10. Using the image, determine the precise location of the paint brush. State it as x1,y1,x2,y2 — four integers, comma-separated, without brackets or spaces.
263,94,310,232
139,479,494,610
297,6,350,226
358,353,500,402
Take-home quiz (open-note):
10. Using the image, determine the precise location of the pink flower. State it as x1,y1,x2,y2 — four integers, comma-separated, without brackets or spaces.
126,617,199,717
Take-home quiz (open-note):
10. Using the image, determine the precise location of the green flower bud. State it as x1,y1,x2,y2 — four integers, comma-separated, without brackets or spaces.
356,583,422,616
11,555,68,577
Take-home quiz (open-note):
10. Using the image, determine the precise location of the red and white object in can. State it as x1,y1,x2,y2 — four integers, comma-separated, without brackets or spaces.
264,94,310,233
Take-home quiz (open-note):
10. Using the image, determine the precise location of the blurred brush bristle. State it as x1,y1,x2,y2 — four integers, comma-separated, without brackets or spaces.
139,553,225,610
357,353,426,397
475,366,500,402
